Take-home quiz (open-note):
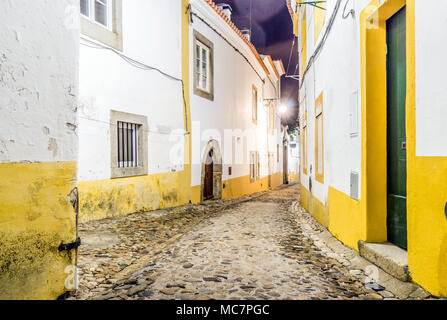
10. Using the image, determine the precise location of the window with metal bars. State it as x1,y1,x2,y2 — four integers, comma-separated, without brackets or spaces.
117,121,139,168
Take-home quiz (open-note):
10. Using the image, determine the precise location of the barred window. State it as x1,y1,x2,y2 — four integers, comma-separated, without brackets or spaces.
111,110,147,179
117,121,139,168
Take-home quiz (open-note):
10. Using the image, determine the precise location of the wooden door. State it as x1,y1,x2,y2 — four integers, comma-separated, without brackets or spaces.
283,145,289,184
386,7,407,249
204,151,214,200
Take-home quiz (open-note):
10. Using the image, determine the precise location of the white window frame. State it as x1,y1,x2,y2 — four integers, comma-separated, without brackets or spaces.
80,0,123,51
193,30,214,101
252,85,258,124
81,0,113,30
196,41,211,93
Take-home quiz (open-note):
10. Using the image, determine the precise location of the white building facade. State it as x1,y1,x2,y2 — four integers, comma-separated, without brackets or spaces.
290,0,447,297
77,0,190,222
189,0,286,202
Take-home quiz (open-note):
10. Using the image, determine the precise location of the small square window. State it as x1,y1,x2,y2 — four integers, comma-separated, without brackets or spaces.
111,110,148,178
117,121,139,168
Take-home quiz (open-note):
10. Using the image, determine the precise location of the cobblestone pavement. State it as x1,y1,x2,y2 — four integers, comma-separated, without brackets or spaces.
72,184,432,300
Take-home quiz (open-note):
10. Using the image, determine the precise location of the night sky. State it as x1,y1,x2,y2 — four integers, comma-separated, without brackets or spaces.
217,0,299,128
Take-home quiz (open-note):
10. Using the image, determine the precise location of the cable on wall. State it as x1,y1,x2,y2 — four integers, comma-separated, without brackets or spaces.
80,37,190,133
342,0,355,19
189,8,266,83
300,0,342,89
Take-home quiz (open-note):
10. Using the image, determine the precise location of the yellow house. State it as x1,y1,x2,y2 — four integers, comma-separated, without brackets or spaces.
290,0,447,297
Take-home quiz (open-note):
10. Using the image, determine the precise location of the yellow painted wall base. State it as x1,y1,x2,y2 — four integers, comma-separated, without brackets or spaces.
328,187,363,250
408,157,447,297
300,183,310,212
223,175,268,200
299,184,328,228
270,172,283,189
312,194,329,229
0,162,77,300
289,171,299,184
78,171,190,222
191,173,283,204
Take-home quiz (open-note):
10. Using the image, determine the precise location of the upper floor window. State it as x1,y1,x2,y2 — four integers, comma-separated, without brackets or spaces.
268,103,275,130
193,30,214,101
315,93,324,183
252,85,258,124
80,0,112,29
196,41,211,92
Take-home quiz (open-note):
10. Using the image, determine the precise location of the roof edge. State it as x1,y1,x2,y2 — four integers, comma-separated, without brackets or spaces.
204,0,270,76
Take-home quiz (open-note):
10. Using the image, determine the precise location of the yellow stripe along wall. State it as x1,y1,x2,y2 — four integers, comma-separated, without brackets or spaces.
0,162,77,299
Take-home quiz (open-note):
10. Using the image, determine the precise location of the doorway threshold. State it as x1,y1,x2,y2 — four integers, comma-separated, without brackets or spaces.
358,241,410,282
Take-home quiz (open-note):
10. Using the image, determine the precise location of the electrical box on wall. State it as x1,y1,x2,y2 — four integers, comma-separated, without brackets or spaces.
350,171,359,200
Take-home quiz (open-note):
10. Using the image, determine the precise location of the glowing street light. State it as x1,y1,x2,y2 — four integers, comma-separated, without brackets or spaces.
279,104,288,114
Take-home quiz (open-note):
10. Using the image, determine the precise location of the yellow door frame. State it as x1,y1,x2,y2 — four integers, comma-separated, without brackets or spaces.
360,0,415,242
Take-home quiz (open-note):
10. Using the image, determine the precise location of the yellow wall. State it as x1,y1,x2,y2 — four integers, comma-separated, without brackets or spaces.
300,183,310,212
182,0,192,204
191,172,283,204
78,171,190,222
408,157,447,296
223,175,269,200
0,162,77,300
300,185,328,228
289,171,300,184
270,172,283,188
403,1,447,297
359,0,447,296
328,187,363,249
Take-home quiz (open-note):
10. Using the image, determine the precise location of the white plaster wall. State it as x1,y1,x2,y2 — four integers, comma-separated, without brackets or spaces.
299,0,370,204
0,0,79,163
189,1,282,187
78,0,184,181
415,0,447,157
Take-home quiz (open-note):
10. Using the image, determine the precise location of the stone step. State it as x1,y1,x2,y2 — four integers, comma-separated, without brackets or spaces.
358,241,410,282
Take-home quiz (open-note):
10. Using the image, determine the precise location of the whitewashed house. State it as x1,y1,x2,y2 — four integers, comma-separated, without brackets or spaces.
76,0,286,220
188,0,286,203
77,0,189,221
290,0,447,297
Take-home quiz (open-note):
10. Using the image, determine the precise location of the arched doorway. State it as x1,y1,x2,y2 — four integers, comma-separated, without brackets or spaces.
201,140,222,202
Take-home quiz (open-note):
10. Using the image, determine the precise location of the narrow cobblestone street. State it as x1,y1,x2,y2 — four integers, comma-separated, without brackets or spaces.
73,185,431,300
